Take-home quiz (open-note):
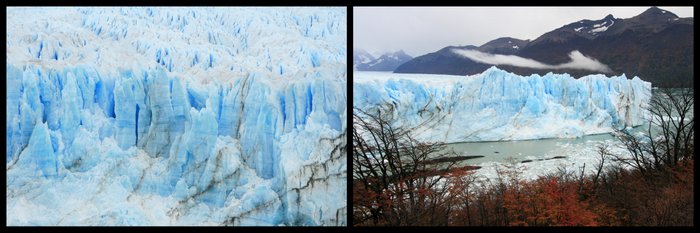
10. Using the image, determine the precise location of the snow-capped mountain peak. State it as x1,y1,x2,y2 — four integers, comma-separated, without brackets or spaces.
355,50,413,72
353,48,375,69
566,14,618,36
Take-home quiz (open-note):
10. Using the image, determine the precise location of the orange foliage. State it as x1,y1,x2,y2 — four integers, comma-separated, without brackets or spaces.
356,158,694,226
502,177,601,226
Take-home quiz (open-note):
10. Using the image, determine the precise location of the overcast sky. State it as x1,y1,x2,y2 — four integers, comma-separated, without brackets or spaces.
354,7,694,57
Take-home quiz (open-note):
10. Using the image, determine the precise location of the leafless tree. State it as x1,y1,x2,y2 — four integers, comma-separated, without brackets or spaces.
611,88,694,176
352,106,460,226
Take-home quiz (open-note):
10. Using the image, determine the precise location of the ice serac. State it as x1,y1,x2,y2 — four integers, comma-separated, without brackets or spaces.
140,69,185,158
113,74,139,149
7,7,346,226
19,122,57,177
6,65,23,164
239,73,281,180
7,69,44,168
6,64,347,226
354,66,651,142
61,72,81,145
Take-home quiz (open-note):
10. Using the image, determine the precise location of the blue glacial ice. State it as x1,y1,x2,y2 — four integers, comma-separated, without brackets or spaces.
354,67,651,142
6,7,346,226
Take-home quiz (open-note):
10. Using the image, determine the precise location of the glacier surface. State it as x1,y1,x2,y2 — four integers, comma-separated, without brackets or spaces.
354,67,651,142
6,7,346,226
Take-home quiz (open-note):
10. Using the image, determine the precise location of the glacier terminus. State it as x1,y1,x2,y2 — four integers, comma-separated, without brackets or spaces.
354,67,651,143
6,7,347,226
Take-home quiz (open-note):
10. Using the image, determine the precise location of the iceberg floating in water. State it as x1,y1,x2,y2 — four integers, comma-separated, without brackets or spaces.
6,7,346,226
354,66,651,142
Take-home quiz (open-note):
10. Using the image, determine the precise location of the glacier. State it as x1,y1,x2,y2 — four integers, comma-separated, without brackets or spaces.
6,7,346,226
354,67,651,142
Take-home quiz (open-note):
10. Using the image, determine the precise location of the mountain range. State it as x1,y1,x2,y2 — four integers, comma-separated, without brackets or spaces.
393,7,693,88
354,49,413,72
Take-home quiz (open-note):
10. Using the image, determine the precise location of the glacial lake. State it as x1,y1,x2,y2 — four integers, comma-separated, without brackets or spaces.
444,132,616,165
444,88,692,168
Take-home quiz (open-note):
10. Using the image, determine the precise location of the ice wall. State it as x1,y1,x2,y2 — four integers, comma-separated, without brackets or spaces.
6,64,347,226
354,67,651,142
6,7,346,226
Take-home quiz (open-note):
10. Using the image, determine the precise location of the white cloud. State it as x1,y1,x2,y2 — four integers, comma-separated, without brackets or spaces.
451,49,612,73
